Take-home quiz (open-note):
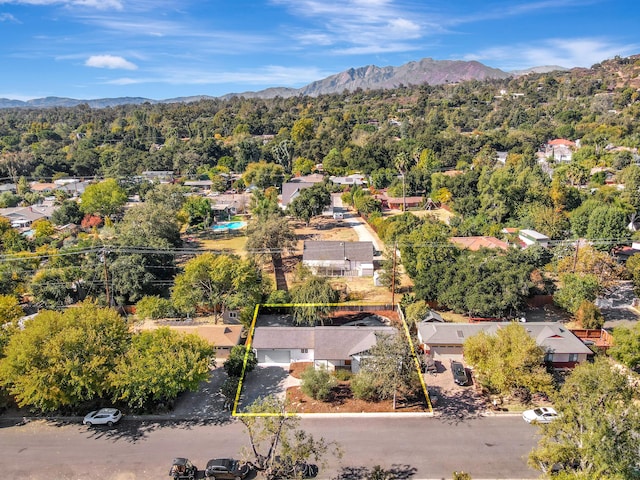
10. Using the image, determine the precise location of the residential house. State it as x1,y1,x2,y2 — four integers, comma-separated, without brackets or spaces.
417,322,592,369
280,182,315,208
290,173,325,184
302,240,374,277
29,182,57,194
518,229,550,248
329,174,367,187
184,180,214,194
252,325,396,372
374,193,424,210
141,171,174,183
450,236,509,251
135,324,243,359
542,139,576,163
0,183,17,193
0,205,57,228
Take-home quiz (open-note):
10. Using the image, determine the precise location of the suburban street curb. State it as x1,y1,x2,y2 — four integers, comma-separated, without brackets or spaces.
2,409,528,423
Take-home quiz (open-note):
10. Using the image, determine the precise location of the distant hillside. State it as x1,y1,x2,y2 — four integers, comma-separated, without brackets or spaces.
510,65,569,76
0,57,569,108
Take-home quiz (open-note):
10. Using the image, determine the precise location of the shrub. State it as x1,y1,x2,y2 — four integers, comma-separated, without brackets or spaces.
135,295,175,319
301,366,336,401
266,289,291,304
333,368,352,381
351,371,380,401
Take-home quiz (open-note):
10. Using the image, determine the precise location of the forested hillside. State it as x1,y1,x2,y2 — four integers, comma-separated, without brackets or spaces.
0,54,638,182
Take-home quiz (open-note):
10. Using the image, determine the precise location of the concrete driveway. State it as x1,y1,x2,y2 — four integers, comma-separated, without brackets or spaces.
236,365,300,412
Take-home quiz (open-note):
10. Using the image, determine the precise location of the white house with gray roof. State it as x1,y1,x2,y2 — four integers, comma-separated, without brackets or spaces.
417,322,592,368
252,325,396,372
302,240,374,277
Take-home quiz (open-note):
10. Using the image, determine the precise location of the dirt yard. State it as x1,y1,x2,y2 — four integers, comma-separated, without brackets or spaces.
285,362,430,414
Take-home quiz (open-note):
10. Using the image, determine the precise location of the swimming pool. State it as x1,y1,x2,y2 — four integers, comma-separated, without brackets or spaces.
211,221,247,231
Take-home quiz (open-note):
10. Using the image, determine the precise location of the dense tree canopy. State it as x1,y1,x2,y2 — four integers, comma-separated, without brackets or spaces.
529,358,640,478
109,327,214,411
464,323,554,398
0,302,130,412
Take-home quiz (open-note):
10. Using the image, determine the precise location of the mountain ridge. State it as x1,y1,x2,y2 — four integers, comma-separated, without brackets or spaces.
0,57,568,108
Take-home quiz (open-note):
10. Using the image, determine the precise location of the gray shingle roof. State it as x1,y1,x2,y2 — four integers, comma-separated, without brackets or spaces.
418,322,592,355
252,326,396,360
303,241,373,263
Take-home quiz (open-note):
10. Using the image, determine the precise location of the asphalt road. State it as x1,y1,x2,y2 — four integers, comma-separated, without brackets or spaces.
0,415,539,479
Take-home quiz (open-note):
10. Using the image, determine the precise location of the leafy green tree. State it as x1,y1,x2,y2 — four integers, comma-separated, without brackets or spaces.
291,118,315,143
377,247,400,293
352,331,420,405
585,205,630,244
399,218,456,301
464,323,554,397
0,294,23,354
0,303,130,412
223,344,258,378
609,323,640,369
51,200,83,225
554,273,601,314
287,184,331,224
574,300,604,330
172,253,265,316
243,161,285,189
301,365,336,401
135,295,175,320
245,214,296,289
529,358,640,478
180,195,212,228
292,157,315,176
239,395,341,478
404,300,430,329
290,276,339,326
80,179,127,217
109,328,214,411
625,252,640,296
30,267,80,308
438,250,534,318
143,183,187,212
248,189,282,220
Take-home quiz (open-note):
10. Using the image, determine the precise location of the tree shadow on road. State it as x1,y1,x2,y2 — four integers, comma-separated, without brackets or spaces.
44,415,234,443
429,385,486,425
333,464,417,479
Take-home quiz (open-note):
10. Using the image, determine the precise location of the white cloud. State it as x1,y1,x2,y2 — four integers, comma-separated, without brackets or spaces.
0,12,19,21
274,0,432,54
106,65,331,87
462,37,640,70
85,55,137,70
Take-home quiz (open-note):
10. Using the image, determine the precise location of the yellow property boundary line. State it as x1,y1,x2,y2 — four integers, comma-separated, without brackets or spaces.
231,303,433,417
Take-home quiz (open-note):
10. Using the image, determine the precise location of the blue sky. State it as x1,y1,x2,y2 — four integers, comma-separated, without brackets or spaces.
0,0,638,100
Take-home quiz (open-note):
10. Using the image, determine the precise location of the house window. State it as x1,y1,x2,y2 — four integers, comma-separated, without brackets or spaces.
301,349,308,354
568,353,579,362
228,311,238,319
344,360,351,366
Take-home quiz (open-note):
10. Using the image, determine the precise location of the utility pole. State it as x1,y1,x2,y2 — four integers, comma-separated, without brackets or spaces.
102,248,111,306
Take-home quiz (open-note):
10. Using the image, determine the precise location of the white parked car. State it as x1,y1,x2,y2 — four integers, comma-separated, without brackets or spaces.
83,408,122,426
522,407,559,424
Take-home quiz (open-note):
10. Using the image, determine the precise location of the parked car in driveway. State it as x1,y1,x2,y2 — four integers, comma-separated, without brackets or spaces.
522,407,559,424
450,360,469,386
170,458,198,480
83,408,122,426
204,458,250,479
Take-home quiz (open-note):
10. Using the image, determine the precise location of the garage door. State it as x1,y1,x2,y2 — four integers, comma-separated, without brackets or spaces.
258,349,291,364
